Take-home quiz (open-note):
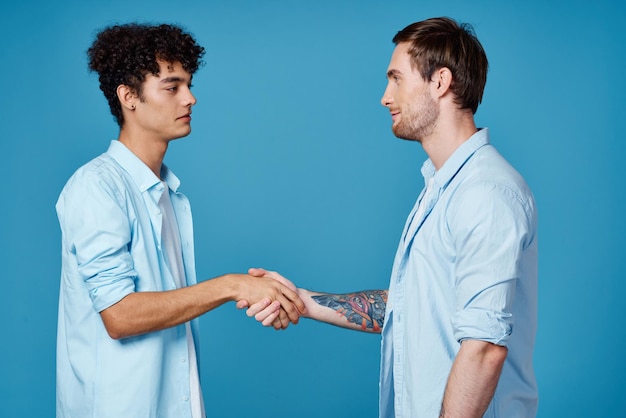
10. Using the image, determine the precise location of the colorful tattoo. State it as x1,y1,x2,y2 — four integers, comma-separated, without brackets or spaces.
312,290,387,331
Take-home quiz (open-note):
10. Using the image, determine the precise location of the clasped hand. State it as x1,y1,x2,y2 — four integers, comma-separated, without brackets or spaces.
236,268,303,330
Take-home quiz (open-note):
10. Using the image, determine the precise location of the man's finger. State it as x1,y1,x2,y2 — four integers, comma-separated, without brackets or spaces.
245,298,271,317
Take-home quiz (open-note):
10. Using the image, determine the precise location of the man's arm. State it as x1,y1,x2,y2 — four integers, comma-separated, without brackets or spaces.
100,273,305,339
242,268,387,333
439,339,507,417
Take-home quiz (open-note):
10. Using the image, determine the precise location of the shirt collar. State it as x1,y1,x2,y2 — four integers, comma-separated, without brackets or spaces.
421,128,490,189
106,140,181,193
160,165,181,193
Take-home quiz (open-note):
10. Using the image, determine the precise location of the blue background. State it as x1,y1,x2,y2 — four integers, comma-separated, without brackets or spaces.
1,0,624,417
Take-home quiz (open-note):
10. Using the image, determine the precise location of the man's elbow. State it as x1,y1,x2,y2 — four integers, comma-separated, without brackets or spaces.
492,343,507,361
483,342,508,371
463,339,508,370
100,304,131,340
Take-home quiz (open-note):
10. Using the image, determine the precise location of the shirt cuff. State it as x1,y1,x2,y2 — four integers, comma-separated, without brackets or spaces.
453,308,512,346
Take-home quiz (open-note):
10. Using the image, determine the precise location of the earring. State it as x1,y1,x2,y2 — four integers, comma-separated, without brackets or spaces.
131,105,135,110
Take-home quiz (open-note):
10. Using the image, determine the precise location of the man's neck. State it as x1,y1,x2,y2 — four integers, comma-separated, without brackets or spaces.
421,112,477,171
118,129,168,179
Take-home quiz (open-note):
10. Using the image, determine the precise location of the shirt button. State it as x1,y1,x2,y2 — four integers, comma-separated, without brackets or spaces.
183,396,189,402
180,357,186,363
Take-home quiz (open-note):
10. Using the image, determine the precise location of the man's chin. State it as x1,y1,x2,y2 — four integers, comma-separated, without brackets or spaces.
392,127,421,143
171,129,192,141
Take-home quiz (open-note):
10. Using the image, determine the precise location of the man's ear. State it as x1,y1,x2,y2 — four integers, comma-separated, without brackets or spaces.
117,84,138,111
431,67,453,98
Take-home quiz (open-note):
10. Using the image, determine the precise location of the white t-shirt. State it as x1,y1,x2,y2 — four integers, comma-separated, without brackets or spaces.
159,182,205,418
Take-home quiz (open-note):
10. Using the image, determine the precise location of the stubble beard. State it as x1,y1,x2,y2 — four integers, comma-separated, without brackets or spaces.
392,90,439,142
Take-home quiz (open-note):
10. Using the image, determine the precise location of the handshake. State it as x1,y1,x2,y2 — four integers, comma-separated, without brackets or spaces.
234,268,311,330
231,268,387,333
231,268,388,333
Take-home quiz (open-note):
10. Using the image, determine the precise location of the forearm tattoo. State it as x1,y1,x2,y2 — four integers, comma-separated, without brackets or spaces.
312,290,387,331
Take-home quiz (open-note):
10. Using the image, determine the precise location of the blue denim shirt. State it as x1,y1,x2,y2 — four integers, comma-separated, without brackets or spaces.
56,140,200,417
379,129,538,417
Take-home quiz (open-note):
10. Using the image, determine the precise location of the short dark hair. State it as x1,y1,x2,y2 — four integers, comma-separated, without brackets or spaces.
393,17,488,114
87,23,206,126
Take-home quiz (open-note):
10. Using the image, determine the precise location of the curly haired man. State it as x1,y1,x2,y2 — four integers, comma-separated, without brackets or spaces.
55,23,304,418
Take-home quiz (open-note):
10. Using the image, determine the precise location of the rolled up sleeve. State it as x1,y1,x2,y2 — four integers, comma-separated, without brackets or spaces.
449,181,531,346
58,170,137,312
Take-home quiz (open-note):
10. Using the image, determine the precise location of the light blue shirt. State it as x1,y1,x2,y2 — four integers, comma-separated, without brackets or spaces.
56,140,201,418
379,129,538,417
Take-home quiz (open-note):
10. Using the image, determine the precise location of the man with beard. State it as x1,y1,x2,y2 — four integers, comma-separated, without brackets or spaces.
242,17,538,418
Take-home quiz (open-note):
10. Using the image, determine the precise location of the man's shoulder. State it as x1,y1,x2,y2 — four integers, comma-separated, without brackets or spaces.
446,145,536,219
463,145,531,193
59,152,129,202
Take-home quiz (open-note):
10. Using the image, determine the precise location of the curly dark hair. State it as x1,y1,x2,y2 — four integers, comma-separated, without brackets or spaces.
393,17,488,114
87,23,205,126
